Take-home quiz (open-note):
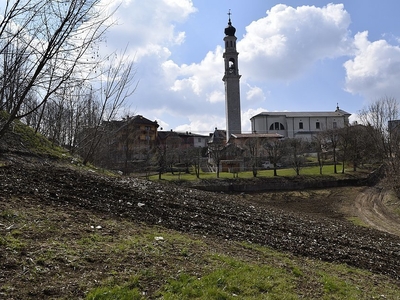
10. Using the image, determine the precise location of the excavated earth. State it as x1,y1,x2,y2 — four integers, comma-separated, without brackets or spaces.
2,155,400,299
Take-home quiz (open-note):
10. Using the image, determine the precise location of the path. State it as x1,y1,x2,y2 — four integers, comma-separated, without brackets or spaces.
351,187,400,236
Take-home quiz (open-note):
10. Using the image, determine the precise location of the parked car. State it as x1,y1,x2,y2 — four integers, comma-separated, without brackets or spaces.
262,162,282,169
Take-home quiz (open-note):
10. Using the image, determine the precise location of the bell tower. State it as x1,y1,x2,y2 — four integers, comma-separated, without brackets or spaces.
223,10,241,141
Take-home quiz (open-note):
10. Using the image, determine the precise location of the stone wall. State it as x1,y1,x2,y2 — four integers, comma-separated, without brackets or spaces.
180,167,384,193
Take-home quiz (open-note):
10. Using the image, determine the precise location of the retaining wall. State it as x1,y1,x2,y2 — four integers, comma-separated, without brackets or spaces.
180,167,384,193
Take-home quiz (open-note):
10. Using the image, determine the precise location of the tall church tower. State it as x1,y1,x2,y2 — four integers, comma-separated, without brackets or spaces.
223,11,241,141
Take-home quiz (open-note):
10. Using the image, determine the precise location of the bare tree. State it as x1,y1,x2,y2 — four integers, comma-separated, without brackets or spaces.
358,96,399,161
244,137,260,177
312,133,327,175
224,143,243,178
347,124,372,171
191,147,205,179
0,0,118,139
180,146,198,175
323,128,340,174
357,97,400,188
151,142,162,179
336,123,374,173
338,125,351,174
285,138,306,176
208,140,225,178
79,51,137,165
264,138,285,176
164,133,183,175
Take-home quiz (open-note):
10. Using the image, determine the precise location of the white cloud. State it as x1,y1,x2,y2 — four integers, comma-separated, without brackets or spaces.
173,31,186,45
245,84,266,102
344,31,400,101
162,0,196,17
164,47,224,100
175,114,225,134
238,4,352,81
241,108,268,133
155,118,169,131
348,113,360,125
105,0,196,59
207,90,224,104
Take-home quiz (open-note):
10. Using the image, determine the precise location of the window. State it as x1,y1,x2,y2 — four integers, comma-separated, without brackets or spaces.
299,122,303,130
316,122,320,129
228,58,236,74
269,122,285,130
333,122,337,129
198,138,201,142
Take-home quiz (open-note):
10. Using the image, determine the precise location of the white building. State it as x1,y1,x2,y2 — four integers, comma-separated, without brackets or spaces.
250,106,351,140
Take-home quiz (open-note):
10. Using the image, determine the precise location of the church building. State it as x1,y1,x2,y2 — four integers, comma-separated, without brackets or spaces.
251,106,351,140
221,12,351,142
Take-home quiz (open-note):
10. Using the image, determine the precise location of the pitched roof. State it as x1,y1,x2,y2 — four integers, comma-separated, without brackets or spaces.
208,129,226,144
157,130,179,140
103,115,158,131
232,133,284,139
129,115,159,126
251,109,351,119
175,132,209,138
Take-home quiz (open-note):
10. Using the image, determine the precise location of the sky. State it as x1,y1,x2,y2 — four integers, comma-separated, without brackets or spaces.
102,0,400,134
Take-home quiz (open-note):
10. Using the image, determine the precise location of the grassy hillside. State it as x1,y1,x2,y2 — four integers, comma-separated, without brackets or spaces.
0,113,69,158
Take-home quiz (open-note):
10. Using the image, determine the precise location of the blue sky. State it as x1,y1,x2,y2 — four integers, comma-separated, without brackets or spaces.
103,0,400,134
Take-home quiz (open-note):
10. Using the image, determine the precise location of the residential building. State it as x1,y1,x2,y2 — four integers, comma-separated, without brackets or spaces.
230,133,284,149
208,128,283,172
104,115,159,171
157,131,209,149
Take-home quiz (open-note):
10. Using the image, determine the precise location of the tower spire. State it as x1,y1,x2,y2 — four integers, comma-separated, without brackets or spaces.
223,10,241,141
224,9,236,37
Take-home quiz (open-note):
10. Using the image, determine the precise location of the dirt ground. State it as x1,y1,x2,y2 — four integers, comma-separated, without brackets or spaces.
1,155,400,298
249,186,400,237
349,187,400,236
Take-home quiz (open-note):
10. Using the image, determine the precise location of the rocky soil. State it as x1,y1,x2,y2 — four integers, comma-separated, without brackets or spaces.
1,154,400,287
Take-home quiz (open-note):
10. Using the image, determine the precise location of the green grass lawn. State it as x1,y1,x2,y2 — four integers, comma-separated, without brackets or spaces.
149,164,369,181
